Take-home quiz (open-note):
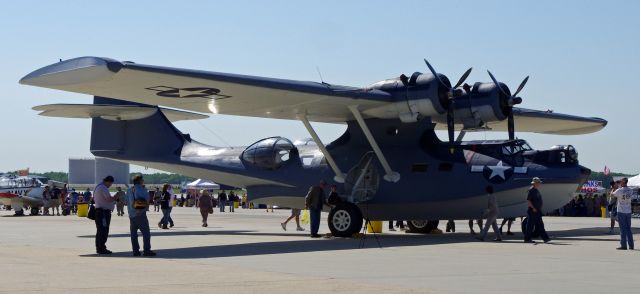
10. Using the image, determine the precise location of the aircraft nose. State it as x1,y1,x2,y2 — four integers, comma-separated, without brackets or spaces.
19,56,122,88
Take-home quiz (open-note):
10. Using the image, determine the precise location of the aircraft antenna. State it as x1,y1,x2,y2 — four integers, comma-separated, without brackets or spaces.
316,66,328,85
196,120,234,149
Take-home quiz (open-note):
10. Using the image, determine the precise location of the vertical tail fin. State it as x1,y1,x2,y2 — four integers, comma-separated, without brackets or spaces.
90,97,186,161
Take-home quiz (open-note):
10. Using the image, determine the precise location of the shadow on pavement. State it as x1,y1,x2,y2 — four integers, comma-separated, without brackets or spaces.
77,226,636,259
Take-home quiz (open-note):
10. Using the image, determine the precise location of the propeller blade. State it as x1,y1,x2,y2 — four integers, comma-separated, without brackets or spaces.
453,67,473,89
507,111,515,140
487,70,508,96
512,76,529,97
424,59,449,89
447,108,455,144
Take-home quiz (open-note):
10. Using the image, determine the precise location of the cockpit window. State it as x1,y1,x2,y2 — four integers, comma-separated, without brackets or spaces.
501,140,532,155
241,137,296,169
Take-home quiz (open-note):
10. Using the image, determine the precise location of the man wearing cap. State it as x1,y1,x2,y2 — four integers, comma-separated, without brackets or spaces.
612,178,634,250
524,177,550,243
305,180,330,238
94,175,116,254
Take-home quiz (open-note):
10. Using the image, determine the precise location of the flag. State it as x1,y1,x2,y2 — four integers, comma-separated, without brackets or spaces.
604,166,610,176
18,168,29,176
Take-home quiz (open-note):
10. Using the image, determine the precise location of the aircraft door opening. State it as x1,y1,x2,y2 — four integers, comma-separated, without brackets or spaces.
344,152,380,203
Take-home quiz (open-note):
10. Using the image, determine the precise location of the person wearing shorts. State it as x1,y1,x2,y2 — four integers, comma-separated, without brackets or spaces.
281,208,305,231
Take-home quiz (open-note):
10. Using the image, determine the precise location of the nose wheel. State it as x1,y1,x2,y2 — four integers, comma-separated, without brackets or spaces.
328,203,363,237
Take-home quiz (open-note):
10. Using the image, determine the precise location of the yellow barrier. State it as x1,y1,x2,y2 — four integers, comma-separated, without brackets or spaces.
367,221,382,233
601,207,606,218
234,201,239,209
172,199,177,207
77,203,88,217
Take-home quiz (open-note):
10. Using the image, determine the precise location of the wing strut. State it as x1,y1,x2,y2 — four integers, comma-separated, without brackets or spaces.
348,105,401,183
299,114,346,183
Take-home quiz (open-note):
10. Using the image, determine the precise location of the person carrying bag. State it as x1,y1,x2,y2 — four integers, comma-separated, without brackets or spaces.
126,175,155,257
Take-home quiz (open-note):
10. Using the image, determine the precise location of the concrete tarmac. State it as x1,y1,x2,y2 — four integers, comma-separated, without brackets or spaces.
0,207,638,294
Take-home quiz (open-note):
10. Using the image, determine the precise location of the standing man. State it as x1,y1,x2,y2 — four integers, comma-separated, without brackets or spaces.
83,188,92,204
93,176,116,255
218,190,227,212
114,187,126,216
524,177,550,243
305,180,331,238
41,186,52,215
478,186,502,241
612,178,634,250
50,185,62,216
228,191,236,212
126,175,156,256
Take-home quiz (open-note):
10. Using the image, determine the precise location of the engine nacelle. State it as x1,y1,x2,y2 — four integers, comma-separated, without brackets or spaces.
364,72,452,122
432,82,512,129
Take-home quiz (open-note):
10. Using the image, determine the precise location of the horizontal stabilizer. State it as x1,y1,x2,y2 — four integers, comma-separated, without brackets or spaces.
32,104,208,122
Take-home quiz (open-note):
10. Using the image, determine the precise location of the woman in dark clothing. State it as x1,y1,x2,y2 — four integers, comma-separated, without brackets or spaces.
198,190,214,227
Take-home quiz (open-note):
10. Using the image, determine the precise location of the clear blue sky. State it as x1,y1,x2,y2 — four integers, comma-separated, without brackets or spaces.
1,1,638,174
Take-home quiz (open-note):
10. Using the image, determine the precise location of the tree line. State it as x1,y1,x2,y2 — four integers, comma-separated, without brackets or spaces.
3,171,195,184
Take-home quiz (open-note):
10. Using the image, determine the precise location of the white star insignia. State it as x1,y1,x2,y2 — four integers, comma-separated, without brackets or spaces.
487,161,511,180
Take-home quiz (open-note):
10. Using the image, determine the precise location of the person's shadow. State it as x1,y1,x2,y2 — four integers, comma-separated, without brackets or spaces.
78,225,636,258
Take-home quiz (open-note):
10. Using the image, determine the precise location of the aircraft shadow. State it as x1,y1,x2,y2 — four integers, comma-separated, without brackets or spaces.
77,226,634,259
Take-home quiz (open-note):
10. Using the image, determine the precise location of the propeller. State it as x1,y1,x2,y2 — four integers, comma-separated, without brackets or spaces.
487,70,529,140
424,59,472,144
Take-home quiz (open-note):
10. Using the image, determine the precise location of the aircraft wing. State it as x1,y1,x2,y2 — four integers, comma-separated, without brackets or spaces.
435,107,607,135
20,57,392,123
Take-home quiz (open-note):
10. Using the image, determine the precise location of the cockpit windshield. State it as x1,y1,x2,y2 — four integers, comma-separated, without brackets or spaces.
501,140,533,156
241,137,296,170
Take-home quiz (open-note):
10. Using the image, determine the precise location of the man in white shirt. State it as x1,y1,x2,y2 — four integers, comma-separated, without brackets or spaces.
94,176,116,254
612,178,634,250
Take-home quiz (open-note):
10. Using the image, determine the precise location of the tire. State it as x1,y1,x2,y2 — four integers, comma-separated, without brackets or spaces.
328,203,363,237
407,220,440,233
30,207,39,216
521,217,539,238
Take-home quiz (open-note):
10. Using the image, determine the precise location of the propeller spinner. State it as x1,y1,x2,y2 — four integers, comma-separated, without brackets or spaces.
423,59,472,144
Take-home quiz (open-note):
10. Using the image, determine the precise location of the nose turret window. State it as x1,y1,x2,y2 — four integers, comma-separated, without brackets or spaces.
241,137,296,170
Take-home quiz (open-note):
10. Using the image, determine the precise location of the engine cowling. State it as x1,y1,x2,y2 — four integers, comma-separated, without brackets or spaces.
364,72,452,122
432,82,513,129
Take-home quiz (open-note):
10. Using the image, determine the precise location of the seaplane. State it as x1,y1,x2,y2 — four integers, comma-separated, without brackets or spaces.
20,57,606,236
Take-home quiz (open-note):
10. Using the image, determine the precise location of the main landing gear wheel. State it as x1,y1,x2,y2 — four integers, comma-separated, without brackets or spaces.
407,220,440,233
328,203,363,237
30,208,39,216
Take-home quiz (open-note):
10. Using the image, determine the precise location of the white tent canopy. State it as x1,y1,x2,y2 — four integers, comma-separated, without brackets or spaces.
185,179,220,190
627,174,640,187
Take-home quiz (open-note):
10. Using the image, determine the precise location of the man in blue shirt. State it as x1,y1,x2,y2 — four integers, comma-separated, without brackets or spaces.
82,188,92,203
126,175,156,257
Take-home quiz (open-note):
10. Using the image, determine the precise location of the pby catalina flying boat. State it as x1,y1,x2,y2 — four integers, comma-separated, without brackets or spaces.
21,57,606,236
